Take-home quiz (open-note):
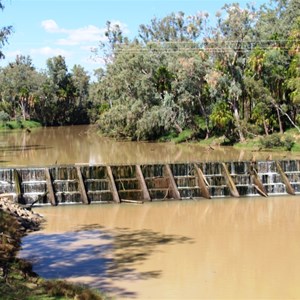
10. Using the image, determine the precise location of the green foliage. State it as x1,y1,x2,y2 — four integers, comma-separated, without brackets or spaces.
138,11,207,43
283,135,295,151
259,133,295,151
172,129,194,143
0,111,9,123
234,139,261,149
260,133,282,148
41,280,105,300
0,55,91,127
291,142,300,152
0,0,299,141
210,101,233,129
0,120,41,130
0,2,13,60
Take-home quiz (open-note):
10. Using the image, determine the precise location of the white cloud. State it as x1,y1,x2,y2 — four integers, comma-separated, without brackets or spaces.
57,25,106,46
40,19,129,46
41,19,61,33
30,47,71,58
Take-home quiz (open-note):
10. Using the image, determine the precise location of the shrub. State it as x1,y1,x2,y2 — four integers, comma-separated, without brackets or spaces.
259,133,295,151
41,280,105,299
0,111,10,123
283,135,295,151
260,133,282,148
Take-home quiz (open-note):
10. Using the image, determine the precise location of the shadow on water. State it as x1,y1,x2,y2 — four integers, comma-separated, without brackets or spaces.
20,225,194,298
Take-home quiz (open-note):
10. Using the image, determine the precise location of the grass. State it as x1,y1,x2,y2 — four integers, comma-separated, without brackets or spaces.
171,129,194,143
0,120,42,130
0,266,108,300
291,142,300,152
234,138,261,150
233,132,300,152
198,135,226,146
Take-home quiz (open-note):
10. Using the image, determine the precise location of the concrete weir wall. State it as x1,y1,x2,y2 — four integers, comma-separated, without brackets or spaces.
0,160,299,206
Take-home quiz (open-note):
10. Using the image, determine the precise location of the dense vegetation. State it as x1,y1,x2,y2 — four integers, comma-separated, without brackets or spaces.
93,0,300,143
0,0,299,145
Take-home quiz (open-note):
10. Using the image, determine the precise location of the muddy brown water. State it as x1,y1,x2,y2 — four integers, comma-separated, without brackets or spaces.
21,196,300,299
2,125,299,299
0,125,298,167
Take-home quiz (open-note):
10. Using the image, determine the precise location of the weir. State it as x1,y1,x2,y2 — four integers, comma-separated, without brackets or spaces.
0,159,299,206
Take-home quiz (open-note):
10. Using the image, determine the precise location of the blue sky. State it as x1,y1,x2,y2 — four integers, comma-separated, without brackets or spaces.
0,0,266,77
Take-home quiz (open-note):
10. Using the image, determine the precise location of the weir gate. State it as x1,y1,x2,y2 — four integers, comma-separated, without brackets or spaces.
0,160,299,206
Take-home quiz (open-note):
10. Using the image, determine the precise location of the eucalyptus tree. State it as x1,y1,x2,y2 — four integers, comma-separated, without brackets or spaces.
0,55,42,121
97,43,162,139
96,11,211,140
244,77,275,135
35,55,84,125
249,0,300,133
138,11,208,43
255,0,300,41
205,3,258,142
0,1,13,60
71,64,90,105
168,51,212,138
92,20,129,65
285,16,300,130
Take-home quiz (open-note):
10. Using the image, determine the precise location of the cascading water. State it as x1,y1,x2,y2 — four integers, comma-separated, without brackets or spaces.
257,161,287,195
0,169,14,194
170,163,201,199
280,160,300,193
0,160,299,205
199,162,230,197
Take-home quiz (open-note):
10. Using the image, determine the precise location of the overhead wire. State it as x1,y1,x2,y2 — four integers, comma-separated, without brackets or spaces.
112,39,299,53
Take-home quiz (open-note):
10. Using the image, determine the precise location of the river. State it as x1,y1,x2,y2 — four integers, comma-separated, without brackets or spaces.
1,125,299,299
0,124,297,167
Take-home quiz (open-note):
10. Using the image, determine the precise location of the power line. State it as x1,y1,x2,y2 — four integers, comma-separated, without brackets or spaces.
114,46,297,54
112,39,299,53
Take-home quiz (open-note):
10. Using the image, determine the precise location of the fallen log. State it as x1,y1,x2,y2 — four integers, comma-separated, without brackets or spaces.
121,199,144,204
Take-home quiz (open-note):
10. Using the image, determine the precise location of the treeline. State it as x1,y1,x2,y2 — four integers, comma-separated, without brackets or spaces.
94,0,300,142
0,55,91,126
0,0,299,142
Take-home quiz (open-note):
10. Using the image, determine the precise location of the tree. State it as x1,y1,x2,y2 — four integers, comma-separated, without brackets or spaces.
92,21,129,65
71,65,90,105
285,16,300,130
210,101,234,137
138,11,208,43
0,55,42,121
252,0,300,132
36,55,77,125
0,1,13,60
205,3,258,142
92,1,299,142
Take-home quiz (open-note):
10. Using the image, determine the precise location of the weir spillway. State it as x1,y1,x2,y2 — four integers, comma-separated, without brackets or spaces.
0,160,299,206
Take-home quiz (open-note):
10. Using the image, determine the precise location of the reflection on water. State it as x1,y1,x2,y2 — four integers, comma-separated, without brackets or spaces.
20,196,300,299
0,125,298,167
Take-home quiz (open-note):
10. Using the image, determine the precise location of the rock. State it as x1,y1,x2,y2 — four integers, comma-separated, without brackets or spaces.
0,196,44,232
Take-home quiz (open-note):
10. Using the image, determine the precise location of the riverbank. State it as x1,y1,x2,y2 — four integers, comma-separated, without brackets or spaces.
0,196,109,300
194,129,300,153
0,120,42,131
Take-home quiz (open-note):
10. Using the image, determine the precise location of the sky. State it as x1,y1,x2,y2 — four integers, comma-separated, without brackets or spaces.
0,0,267,78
